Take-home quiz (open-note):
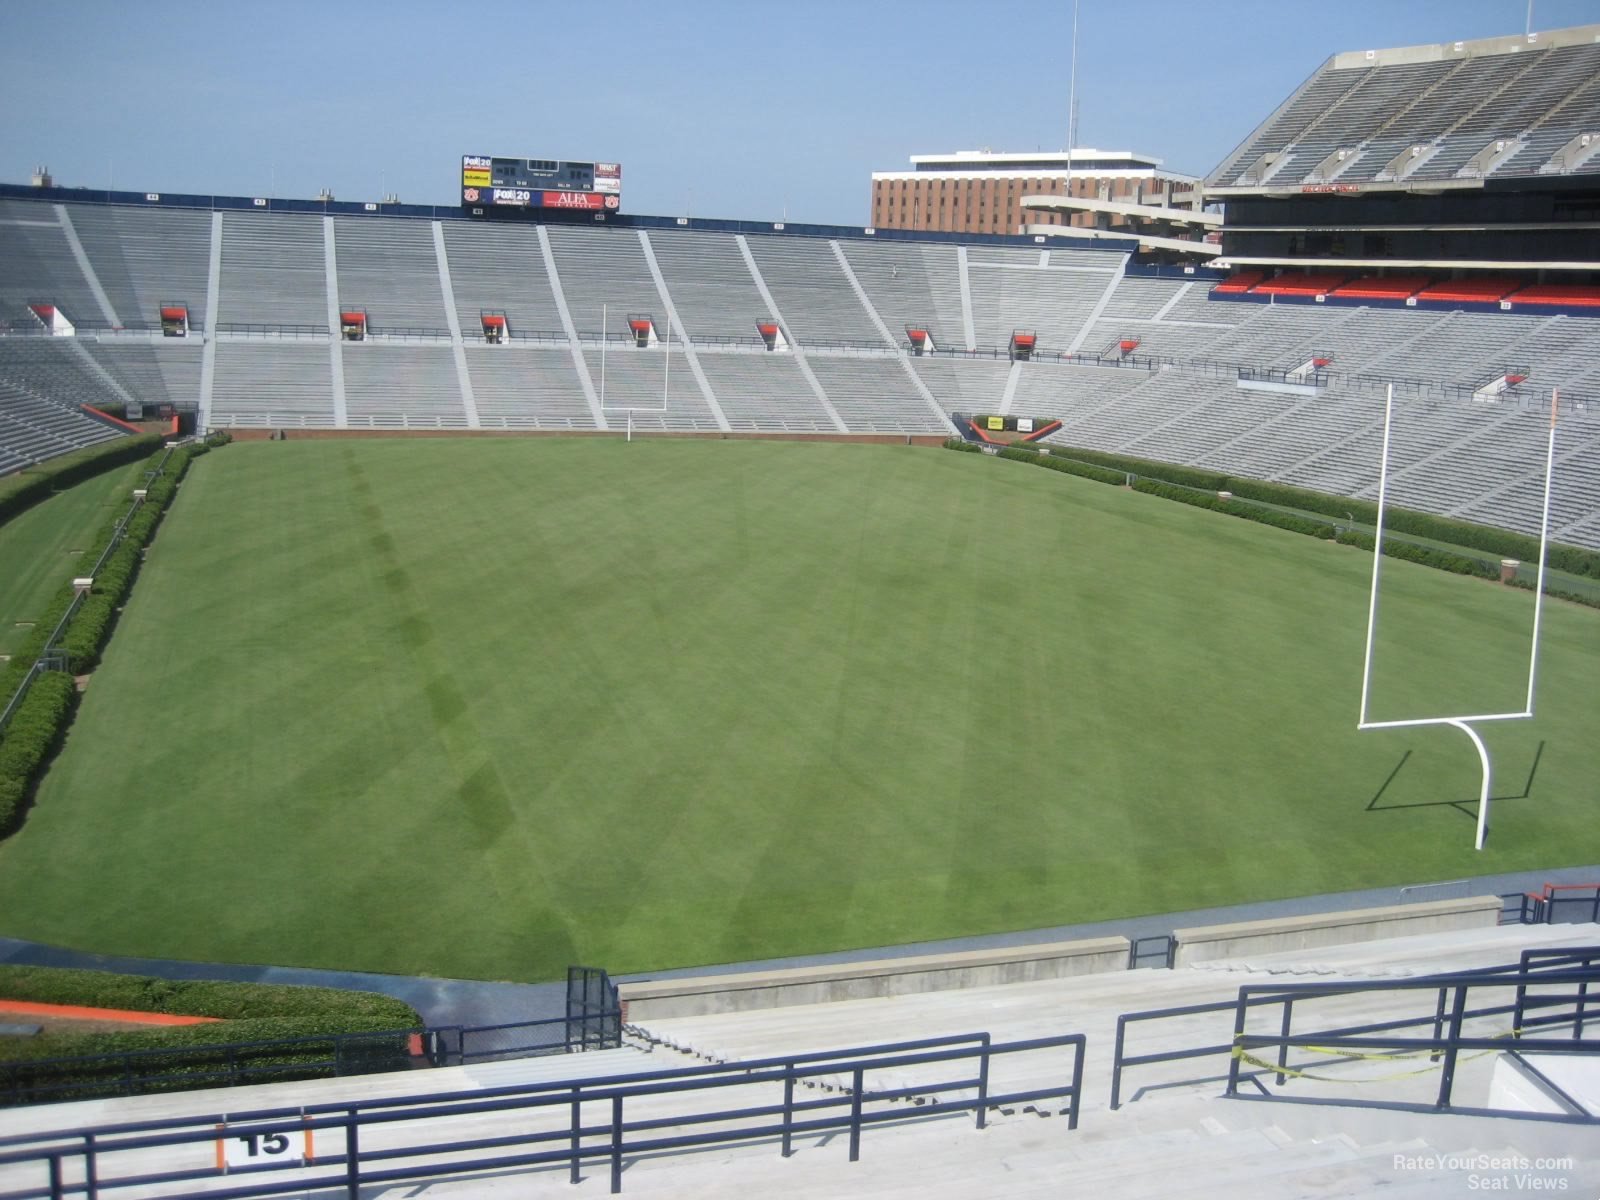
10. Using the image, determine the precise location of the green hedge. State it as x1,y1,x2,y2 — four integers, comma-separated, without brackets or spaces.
0,966,421,1098
0,437,227,839
0,671,75,836
0,434,162,528
945,439,1598,607
1131,479,1341,539
996,444,1128,486
1033,445,1230,492
0,965,418,1023
960,440,1599,580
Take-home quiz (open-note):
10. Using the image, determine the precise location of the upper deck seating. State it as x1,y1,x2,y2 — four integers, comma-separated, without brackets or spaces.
1417,278,1521,303
1332,275,1433,300
1252,272,1348,297
1211,271,1266,295
1507,283,1600,308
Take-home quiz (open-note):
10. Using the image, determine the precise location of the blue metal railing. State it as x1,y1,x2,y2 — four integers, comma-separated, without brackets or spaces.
1111,949,1599,1111
0,1030,1086,1198
1224,956,1600,1114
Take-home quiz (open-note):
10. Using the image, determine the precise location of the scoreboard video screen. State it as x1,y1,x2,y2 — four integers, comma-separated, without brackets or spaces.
461,156,622,213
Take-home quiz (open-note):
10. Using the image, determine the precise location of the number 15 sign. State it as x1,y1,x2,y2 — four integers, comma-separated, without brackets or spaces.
215,1121,315,1171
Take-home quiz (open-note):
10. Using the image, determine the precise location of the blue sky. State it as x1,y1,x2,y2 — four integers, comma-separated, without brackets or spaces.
2,0,1597,226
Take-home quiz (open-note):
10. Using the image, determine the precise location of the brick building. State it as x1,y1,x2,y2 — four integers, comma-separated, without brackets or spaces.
869,149,1200,236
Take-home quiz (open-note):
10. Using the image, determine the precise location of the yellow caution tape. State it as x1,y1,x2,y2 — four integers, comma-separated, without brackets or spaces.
1230,1027,1521,1084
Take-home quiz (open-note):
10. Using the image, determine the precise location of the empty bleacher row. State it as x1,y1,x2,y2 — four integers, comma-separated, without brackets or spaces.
1,197,1597,547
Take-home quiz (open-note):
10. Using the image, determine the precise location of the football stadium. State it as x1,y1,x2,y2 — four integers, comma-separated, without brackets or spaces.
0,17,1598,1199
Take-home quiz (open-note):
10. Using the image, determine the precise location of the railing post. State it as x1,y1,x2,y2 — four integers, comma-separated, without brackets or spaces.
1435,984,1470,1109
1225,993,1248,1097
345,1112,360,1200
47,1154,63,1200
1110,1016,1127,1110
975,1040,990,1130
1433,986,1450,1059
848,1066,864,1162
1068,1036,1085,1131
781,1065,795,1157
84,1133,98,1200
610,1095,624,1194
567,1087,582,1184
1275,999,1293,1086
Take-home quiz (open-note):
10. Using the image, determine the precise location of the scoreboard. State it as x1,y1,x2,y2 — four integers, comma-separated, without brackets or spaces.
461,156,622,213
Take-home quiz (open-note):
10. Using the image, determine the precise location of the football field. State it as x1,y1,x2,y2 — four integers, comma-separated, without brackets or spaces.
0,438,1593,982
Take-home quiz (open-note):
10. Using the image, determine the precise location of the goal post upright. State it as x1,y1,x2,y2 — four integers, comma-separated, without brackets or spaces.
598,304,670,443
1355,385,1559,851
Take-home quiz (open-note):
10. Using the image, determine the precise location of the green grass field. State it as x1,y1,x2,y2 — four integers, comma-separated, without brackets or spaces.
0,461,148,657
0,439,1594,982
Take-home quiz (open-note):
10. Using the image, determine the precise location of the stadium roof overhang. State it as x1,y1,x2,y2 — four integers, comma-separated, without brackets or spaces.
1023,224,1222,257
1019,194,1221,227
1205,178,1492,199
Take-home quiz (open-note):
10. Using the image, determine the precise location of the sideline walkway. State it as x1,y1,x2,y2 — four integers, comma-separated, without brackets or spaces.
0,865,1594,1027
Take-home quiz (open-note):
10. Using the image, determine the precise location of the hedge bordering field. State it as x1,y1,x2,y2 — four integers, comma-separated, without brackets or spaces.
0,966,421,1100
1024,441,1598,579
948,438,1597,602
0,435,230,839
0,434,163,528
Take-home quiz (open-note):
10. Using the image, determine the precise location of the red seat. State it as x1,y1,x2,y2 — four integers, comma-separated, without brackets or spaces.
1505,284,1600,308
1416,278,1518,302
1212,270,1265,294
1331,274,1432,299
1253,272,1348,296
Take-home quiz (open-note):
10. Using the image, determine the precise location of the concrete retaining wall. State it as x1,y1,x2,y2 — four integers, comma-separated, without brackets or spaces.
1171,896,1502,966
619,936,1131,1021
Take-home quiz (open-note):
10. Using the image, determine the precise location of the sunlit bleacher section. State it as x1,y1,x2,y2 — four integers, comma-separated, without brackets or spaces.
466,347,592,430
441,221,566,339
1210,26,1600,190
210,341,336,428
697,351,838,432
216,211,328,330
965,245,1124,351
581,343,722,433
68,204,212,331
332,216,450,334
646,228,772,342
0,379,125,470
1,188,1597,547
0,200,110,328
742,233,892,346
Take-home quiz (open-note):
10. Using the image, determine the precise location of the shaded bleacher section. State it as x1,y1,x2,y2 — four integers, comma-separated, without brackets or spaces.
1,193,1596,552
1210,26,1600,188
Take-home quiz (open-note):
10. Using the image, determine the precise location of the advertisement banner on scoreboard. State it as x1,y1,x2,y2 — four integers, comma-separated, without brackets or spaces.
594,162,622,194
543,192,614,210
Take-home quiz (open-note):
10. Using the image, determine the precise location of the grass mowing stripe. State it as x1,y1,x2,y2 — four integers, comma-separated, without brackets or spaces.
0,439,1592,981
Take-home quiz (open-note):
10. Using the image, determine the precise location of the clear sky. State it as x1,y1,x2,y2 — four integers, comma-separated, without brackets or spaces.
2,0,1598,226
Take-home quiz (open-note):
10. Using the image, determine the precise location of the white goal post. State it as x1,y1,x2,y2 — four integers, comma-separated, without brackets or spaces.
1356,384,1560,850
598,303,671,442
